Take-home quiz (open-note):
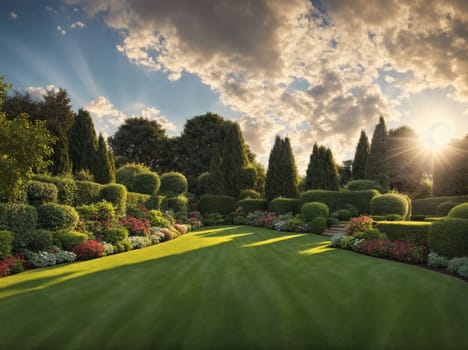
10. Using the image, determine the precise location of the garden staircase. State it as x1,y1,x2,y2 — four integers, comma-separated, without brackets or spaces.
322,223,349,237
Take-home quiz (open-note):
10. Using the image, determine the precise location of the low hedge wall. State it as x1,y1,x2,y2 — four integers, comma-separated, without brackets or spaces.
199,195,236,215
270,197,299,215
299,190,379,214
429,218,468,258
376,221,432,245
412,195,468,216
237,199,267,214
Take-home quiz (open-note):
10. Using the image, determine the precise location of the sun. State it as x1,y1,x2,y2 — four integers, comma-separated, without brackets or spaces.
421,120,453,153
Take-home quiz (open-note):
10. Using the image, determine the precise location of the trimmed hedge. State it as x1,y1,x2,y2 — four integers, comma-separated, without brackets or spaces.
346,180,384,193
115,163,151,191
300,190,379,215
436,202,458,216
37,204,79,231
0,203,37,235
448,202,468,219
75,181,102,206
199,195,237,215
330,209,352,221
0,230,13,259
133,172,161,195
376,221,432,245
270,197,299,215
102,228,128,244
52,230,88,250
237,199,267,214
146,195,163,210
370,193,409,218
240,166,257,189
33,175,77,206
239,189,261,199
100,184,127,214
26,181,58,206
126,192,151,209
429,218,468,258
309,217,327,234
27,229,53,252
302,202,329,222
161,196,188,213
412,195,468,215
160,172,187,196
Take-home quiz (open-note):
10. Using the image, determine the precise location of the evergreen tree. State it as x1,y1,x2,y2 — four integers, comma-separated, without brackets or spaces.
304,144,320,190
68,109,98,175
339,160,353,187
323,148,340,190
48,128,72,175
366,116,389,191
352,130,369,179
94,133,115,184
281,137,299,198
305,144,339,190
207,148,225,195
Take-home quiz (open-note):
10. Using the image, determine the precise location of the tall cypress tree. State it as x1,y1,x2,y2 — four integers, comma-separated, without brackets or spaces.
304,143,319,190
305,144,339,190
221,123,248,197
94,133,115,184
68,108,98,175
352,130,369,179
282,137,299,198
366,116,389,191
207,147,225,195
323,148,340,190
265,136,284,203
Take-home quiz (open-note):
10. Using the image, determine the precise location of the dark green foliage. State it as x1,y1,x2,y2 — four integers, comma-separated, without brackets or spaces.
50,177,76,205
68,109,98,175
448,202,468,219
338,160,352,187
197,172,211,196
411,215,427,221
52,230,88,250
376,221,431,245
146,195,163,210
239,189,261,199
100,184,127,214
160,172,187,196
371,215,387,221
94,133,115,184
74,181,102,206
75,169,94,182
26,181,58,206
233,216,247,225
37,203,79,231
302,202,329,222
115,163,151,191
108,117,169,173
304,144,339,191
433,136,468,196
366,117,389,192
352,130,370,180
346,180,384,193
240,166,257,190
413,179,433,199
199,195,236,215
206,149,225,195
102,228,128,245
370,194,409,218
343,204,359,217
270,197,299,215
202,213,225,226
309,217,327,234
0,230,13,259
300,190,379,215
385,214,403,221
237,199,267,214
326,217,340,227
185,192,198,211
436,202,458,217
161,196,188,213
27,229,53,252
331,209,352,221
133,172,161,195
48,129,72,176
412,195,468,215
0,203,38,235
265,136,299,202
429,218,468,258
126,192,151,210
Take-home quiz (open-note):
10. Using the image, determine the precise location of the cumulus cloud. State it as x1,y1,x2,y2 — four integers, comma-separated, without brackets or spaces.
68,0,468,171
10,12,18,20
139,107,177,132
71,21,86,28
85,96,126,126
26,85,60,100
57,25,66,35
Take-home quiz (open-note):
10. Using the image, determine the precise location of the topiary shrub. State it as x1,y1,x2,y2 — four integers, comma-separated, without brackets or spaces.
237,199,267,214
447,202,468,219
301,202,329,222
343,203,359,217
52,230,88,250
233,215,247,225
428,218,468,258
197,172,210,196
27,229,53,252
330,209,352,221
300,190,379,215
0,230,13,259
133,172,161,195
115,163,151,190
411,215,427,221
240,166,257,189
0,203,38,235
309,217,327,234
239,189,261,199
147,210,171,227
376,221,431,245
160,172,187,196
37,204,79,231
199,195,236,215
161,195,188,213
327,217,340,227
26,181,58,206
270,197,299,215
385,214,403,221
146,195,163,210
51,177,77,206
100,184,127,214
412,195,468,216
101,228,128,244
370,193,409,218
185,192,198,211
346,179,384,193
126,192,151,210
436,202,458,217
74,181,102,206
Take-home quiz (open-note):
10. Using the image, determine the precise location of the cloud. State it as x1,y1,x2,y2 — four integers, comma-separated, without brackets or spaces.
71,21,86,28
68,0,468,171
10,12,17,20
26,85,60,100
57,26,66,35
85,96,126,126
138,107,177,132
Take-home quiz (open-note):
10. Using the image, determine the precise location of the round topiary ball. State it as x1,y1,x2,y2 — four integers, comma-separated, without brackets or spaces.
37,203,79,231
115,163,151,191
301,202,329,222
132,172,161,195
448,202,468,219
370,193,409,218
160,172,188,196
436,202,458,217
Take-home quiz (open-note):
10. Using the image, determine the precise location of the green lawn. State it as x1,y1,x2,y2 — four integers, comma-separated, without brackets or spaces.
0,226,467,349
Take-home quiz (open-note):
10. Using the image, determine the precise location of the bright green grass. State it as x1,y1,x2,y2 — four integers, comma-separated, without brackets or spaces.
0,226,467,349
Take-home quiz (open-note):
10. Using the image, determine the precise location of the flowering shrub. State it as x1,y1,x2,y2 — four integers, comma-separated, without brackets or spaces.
128,236,151,249
55,250,77,264
160,228,174,241
0,255,26,277
330,234,345,247
188,211,203,229
76,201,115,234
173,223,188,235
72,240,104,260
447,257,468,275
353,239,428,263
26,251,56,268
246,211,279,228
347,216,373,235
101,242,115,256
119,216,151,236
427,252,449,268
150,231,165,244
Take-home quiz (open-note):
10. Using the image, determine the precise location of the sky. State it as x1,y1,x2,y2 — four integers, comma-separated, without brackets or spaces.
1,0,467,174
